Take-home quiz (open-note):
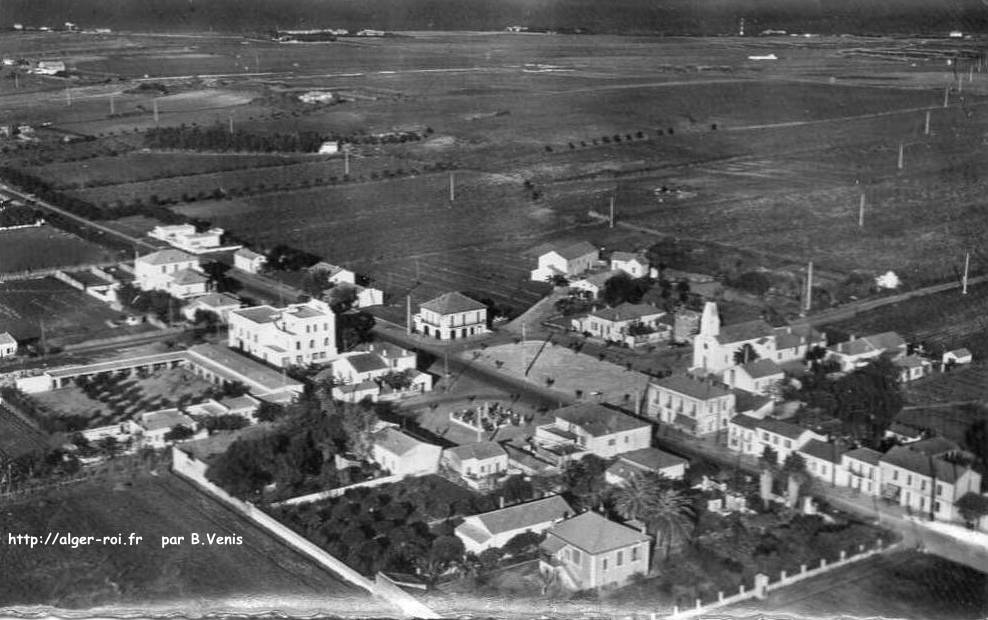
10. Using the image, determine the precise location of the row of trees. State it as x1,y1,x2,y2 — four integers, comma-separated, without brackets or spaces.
144,125,327,153
0,203,43,228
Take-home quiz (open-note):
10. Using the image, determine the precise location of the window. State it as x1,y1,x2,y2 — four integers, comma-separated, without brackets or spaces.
602,559,608,570
936,484,943,496
761,432,768,440
892,470,898,481
324,323,329,331
934,501,942,513
631,546,639,561
784,440,791,449
608,439,616,446
616,551,623,566
906,475,912,486
772,436,779,446
570,548,581,565
920,480,926,491
324,337,330,346
822,465,828,476
309,340,315,348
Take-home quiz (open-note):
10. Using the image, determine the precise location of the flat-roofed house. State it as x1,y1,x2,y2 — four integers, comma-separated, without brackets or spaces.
647,373,735,437
228,299,337,368
530,241,599,281
370,427,442,476
455,495,573,554
605,447,688,485
539,511,651,590
413,292,488,341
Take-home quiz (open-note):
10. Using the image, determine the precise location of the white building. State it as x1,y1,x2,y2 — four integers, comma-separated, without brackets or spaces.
647,373,735,438
942,348,973,367
727,414,825,463
32,60,66,75
0,332,18,358
605,447,688,485
134,249,209,299
826,332,907,372
455,495,573,554
722,359,784,397
894,354,932,383
310,261,356,285
571,303,669,347
413,292,488,341
370,427,442,476
139,409,203,449
879,438,982,522
842,447,883,496
442,442,510,490
534,403,652,460
233,248,267,274
149,224,230,254
530,241,599,282
569,269,622,299
228,299,337,368
610,251,650,279
327,342,432,402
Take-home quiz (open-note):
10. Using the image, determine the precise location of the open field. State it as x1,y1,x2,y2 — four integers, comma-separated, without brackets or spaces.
0,225,117,273
893,403,988,448
0,277,154,345
903,363,988,406
0,406,50,461
0,471,375,611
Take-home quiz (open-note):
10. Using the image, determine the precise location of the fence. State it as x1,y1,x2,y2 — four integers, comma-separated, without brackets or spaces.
0,260,120,282
663,538,891,619
170,447,440,619
272,472,412,507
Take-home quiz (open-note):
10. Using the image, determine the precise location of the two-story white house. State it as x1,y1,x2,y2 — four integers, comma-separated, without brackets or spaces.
609,251,650,279
413,292,488,341
827,332,907,372
327,342,431,402
727,415,825,463
149,224,228,254
534,403,652,459
797,439,847,487
539,511,651,591
530,241,599,282
441,441,509,490
233,248,267,274
228,299,337,368
456,494,573,554
571,303,669,347
723,358,784,397
647,373,736,437
879,437,982,522
842,447,883,496
134,248,210,299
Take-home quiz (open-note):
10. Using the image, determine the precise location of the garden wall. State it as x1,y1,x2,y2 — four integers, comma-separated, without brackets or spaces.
170,446,440,619
272,472,411,507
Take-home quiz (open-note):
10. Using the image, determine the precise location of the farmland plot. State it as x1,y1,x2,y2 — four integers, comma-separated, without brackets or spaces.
0,225,118,273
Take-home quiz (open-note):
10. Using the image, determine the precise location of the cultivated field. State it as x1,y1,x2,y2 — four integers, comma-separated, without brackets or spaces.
0,277,152,344
0,471,376,611
903,363,988,406
0,406,49,461
0,225,117,273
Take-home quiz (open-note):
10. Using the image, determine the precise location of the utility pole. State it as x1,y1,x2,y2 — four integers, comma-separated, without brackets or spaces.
153,99,159,125
405,295,412,334
805,261,814,312
944,85,950,108
344,147,350,176
858,193,865,228
897,143,904,170
110,93,115,115
229,115,234,135
609,195,615,228
963,252,970,295
924,110,931,136
65,85,71,106
449,172,455,203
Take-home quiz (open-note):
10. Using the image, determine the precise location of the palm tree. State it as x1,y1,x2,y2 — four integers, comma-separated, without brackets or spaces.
614,472,664,529
648,488,695,560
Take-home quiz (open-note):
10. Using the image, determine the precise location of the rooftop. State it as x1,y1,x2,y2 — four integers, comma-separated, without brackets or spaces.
220,394,260,411
755,417,809,440
715,319,775,345
653,373,731,401
740,358,784,379
141,408,193,432
186,344,303,394
540,240,598,261
137,248,197,266
420,291,486,315
171,268,209,285
344,352,389,374
446,441,507,462
466,495,572,537
732,389,772,414
881,445,971,484
575,269,622,288
616,447,688,472
543,511,650,555
590,302,663,323
555,403,650,437
191,292,241,308
65,270,114,288
373,427,433,456
0,332,16,346
610,251,647,264
231,305,281,324
356,341,412,358
798,439,844,464
234,247,265,261
844,446,883,467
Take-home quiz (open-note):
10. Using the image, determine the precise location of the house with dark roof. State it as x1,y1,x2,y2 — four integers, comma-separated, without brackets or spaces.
530,241,599,281
539,511,651,590
842,447,883,496
569,269,623,299
442,441,510,490
605,447,688,486
413,292,488,341
827,331,907,371
534,403,652,459
878,439,981,522
370,427,442,476
727,414,825,462
570,302,669,346
647,373,735,437
797,439,846,486
455,495,573,553
182,292,242,324
723,358,784,397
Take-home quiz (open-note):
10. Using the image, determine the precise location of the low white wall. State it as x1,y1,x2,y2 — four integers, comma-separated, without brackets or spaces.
170,447,440,619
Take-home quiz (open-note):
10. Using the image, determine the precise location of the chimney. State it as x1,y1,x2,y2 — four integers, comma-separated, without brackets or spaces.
500,495,506,509
849,334,856,341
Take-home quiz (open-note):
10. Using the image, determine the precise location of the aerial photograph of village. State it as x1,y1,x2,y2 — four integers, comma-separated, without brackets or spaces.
0,0,986,618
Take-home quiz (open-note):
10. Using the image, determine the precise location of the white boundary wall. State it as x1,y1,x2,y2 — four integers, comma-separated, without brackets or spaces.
171,447,441,619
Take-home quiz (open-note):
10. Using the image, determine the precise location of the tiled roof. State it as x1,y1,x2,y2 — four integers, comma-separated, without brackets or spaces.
881,445,971,484
773,324,823,350
590,302,663,323
421,291,486,315
555,403,650,437
715,319,774,345
220,394,260,412
186,344,303,394
908,436,960,456
610,251,646,264
844,447,883,466
732,390,772,414
446,441,507,462
894,354,928,369
469,495,572,537
729,413,762,430
544,511,650,555
234,247,265,261
798,439,843,464
946,347,971,358
617,447,688,472
0,332,16,346
356,341,412,358
756,417,808,440
575,269,622,288
865,331,906,351
171,268,208,285
345,352,389,374
831,332,906,357
191,292,241,308
373,427,433,456
740,359,784,379
653,373,731,401
137,248,196,265
553,241,598,261
887,421,923,439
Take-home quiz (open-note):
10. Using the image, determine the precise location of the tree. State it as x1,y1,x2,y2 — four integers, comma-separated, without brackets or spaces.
760,445,779,471
646,488,695,560
380,369,415,391
602,272,649,306
614,472,666,529
956,492,988,528
501,474,534,504
561,454,608,511
416,535,465,584
734,343,760,366
164,424,196,443
501,531,544,557
338,311,375,351
730,271,772,296
327,284,359,313
963,418,988,472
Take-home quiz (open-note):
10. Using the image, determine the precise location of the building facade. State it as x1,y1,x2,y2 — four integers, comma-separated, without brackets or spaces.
413,292,488,340
228,299,337,368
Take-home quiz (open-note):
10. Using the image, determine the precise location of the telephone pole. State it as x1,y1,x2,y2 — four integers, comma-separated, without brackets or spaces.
153,99,159,125
944,85,950,108
449,172,455,203
897,143,904,170
963,252,970,295
609,195,615,228
924,110,931,136
804,261,814,312
858,193,865,228
344,147,350,176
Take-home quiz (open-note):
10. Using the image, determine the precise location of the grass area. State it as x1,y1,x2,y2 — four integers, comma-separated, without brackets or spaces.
903,363,988,406
0,225,116,273
468,340,652,407
0,471,373,610
0,277,154,345
0,406,50,460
